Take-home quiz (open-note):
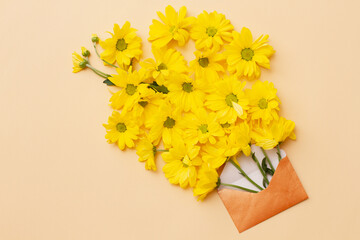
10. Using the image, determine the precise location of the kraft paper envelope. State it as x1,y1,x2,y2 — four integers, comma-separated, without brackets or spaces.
218,146,308,233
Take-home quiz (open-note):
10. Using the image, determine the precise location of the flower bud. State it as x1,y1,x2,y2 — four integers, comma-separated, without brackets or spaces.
82,50,90,57
81,47,90,57
91,34,99,43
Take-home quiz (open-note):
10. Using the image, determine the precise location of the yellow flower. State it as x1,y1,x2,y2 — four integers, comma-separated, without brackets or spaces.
100,22,142,66
231,123,252,156
140,48,188,85
136,135,157,171
193,163,219,201
201,142,227,168
72,52,87,73
81,47,90,57
148,101,183,148
205,75,249,123
201,131,241,168
190,11,233,50
167,74,205,112
219,132,241,157
251,117,296,150
225,27,275,80
148,5,195,48
246,80,280,124
220,122,235,134
109,69,144,110
103,111,139,150
189,48,224,84
162,139,202,188
126,86,165,129
182,108,224,145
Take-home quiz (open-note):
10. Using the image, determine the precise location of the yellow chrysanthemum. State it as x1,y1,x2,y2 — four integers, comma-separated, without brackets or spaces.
162,139,202,188
136,135,158,171
190,10,233,50
148,5,195,48
103,111,139,150
251,117,296,150
72,52,87,73
140,48,188,85
148,101,183,148
246,80,280,124
218,132,242,158
167,74,205,112
100,22,142,66
231,123,252,156
201,142,227,169
182,108,224,145
109,69,145,110
193,163,219,201
220,122,235,135
201,130,241,168
205,75,249,123
126,86,165,129
225,27,275,79
189,48,224,83
81,47,90,57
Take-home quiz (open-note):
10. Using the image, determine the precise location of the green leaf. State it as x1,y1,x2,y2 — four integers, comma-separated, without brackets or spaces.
154,85,169,94
251,152,256,161
103,79,115,86
148,82,169,94
265,168,274,176
261,157,267,172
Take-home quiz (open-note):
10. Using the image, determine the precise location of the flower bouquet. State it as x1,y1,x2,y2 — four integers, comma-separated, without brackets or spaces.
72,5,308,233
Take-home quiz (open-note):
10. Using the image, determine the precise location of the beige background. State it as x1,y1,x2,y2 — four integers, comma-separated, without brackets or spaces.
1,0,360,239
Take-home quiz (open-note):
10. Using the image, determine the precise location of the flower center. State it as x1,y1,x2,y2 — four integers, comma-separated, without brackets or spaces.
258,98,268,109
169,25,177,33
138,101,148,107
199,124,209,134
198,57,209,68
116,38,128,51
221,122,231,128
126,84,137,95
225,93,238,107
182,155,190,167
116,123,127,133
241,48,254,61
163,116,176,128
157,63,168,71
152,146,157,156
206,27,217,37
182,82,193,93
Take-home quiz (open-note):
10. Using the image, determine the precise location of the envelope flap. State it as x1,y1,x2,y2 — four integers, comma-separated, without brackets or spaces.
218,157,308,233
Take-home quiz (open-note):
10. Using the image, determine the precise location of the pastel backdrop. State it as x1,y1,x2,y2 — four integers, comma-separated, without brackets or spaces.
0,0,359,239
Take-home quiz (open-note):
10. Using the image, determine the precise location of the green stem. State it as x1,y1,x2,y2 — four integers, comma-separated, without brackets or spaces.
276,145,282,161
229,158,264,191
251,152,269,185
261,148,275,172
220,183,258,193
87,67,107,78
93,43,118,68
86,64,111,78
156,149,169,152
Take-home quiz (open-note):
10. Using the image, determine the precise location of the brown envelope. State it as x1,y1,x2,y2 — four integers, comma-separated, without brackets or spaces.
218,156,308,233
